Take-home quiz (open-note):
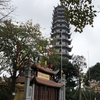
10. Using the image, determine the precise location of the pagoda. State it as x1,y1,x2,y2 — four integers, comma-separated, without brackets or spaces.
51,5,72,59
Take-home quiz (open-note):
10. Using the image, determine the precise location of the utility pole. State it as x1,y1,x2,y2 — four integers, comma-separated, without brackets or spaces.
79,74,81,100
23,66,31,100
62,74,66,100
60,31,63,100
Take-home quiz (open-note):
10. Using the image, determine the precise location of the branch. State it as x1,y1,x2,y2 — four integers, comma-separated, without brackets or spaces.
0,7,16,22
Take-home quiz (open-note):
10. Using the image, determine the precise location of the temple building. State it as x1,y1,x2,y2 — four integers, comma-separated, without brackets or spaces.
0,64,66,100
51,5,72,59
14,64,64,100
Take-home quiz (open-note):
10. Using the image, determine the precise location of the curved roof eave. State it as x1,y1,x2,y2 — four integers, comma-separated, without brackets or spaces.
35,77,62,88
31,64,59,75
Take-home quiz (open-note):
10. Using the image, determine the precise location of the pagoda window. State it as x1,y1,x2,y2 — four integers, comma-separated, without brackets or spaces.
62,49,66,53
62,24,65,27
59,49,61,52
56,42,59,45
62,30,65,32
59,49,65,53
53,31,56,33
56,29,60,32
59,41,61,45
58,19,60,21
61,19,64,21
65,42,68,45
65,36,68,39
62,42,65,45
62,35,65,39
57,24,60,26
66,50,68,53
56,35,59,38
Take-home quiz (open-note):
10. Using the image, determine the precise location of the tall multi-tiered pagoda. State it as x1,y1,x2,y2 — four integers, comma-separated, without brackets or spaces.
51,5,72,59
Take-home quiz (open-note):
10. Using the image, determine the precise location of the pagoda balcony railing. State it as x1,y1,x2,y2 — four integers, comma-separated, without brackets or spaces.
51,30,68,34
54,44,71,48
57,53,72,59
51,32,71,38
53,7,66,12
53,10,65,15
57,52,70,55
54,45,72,51
51,28,69,32
53,16,65,20
57,37,72,42
52,13,65,18
53,24,68,27
52,20,70,25
51,29,70,34
51,25,70,30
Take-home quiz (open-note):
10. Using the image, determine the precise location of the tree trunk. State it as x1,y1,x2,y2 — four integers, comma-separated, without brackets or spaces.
9,70,16,100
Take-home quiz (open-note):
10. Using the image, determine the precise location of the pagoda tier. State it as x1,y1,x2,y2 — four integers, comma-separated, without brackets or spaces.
58,53,72,59
51,31,71,39
51,5,72,59
51,33,72,45
53,45,72,52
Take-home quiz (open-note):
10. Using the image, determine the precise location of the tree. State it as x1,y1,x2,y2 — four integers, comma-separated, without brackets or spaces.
62,58,79,87
34,37,60,69
72,55,87,100
0,83,10,100
0,0,15,22
60,0,97,33
86,62,100,82
0,19,61,100
0,20,55,100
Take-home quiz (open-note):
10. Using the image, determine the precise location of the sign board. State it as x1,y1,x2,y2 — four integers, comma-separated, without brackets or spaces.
37,72,50,80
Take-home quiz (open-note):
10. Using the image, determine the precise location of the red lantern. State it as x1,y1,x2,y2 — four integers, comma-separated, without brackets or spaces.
47,50,50,56
16,45,19,51
50,63,53,68
17,56,21,62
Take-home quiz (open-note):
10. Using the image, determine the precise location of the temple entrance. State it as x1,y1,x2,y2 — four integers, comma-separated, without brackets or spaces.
34,84,59,100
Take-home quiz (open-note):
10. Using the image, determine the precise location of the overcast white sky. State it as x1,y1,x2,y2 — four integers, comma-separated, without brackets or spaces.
11,0,100,70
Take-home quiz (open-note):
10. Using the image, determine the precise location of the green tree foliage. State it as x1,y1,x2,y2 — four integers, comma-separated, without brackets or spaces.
35,37,60,68
0,20,58,100
72,55,87,68
86,62,100,81
62,58,79,87
0,84,10,100
71,55,87,87
60,0,97,33
65,87,95,100
45,50,61,69
69,89,95,100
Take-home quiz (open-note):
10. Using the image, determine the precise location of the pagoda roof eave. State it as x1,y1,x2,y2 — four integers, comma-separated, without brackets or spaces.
35,77,62,88
31,64,59,75
54,45,73,52
57,53,73,59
